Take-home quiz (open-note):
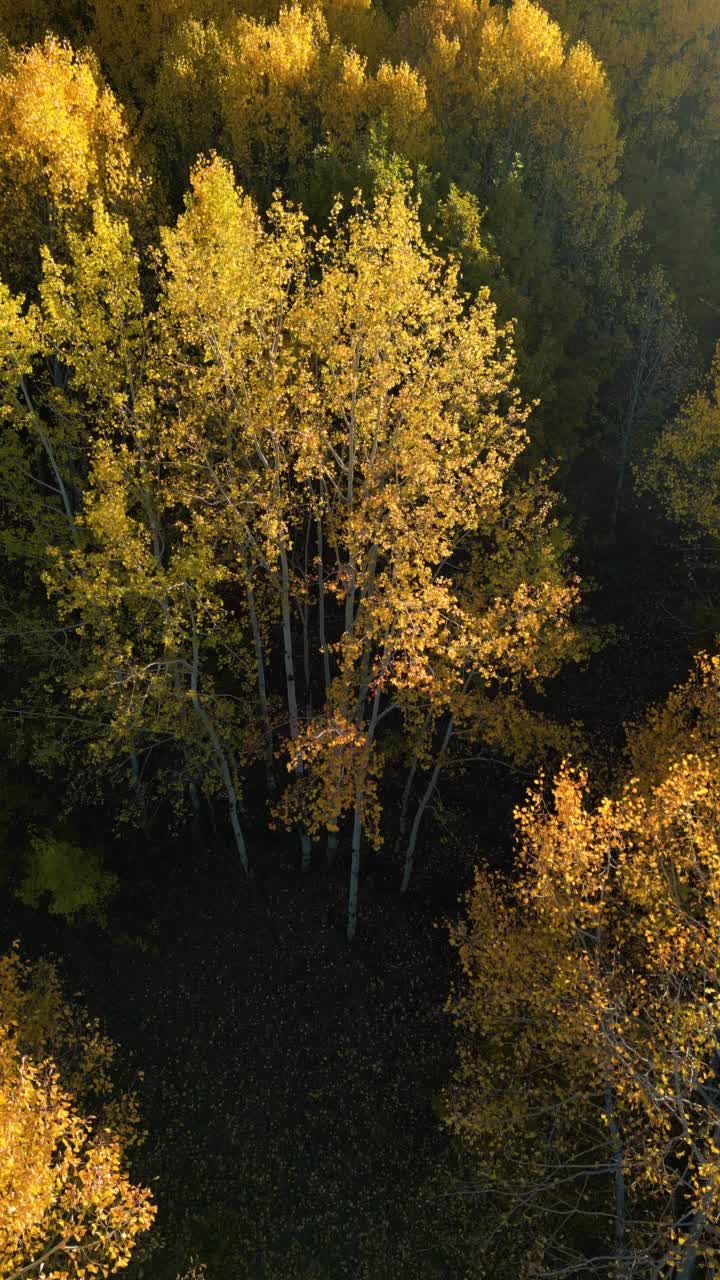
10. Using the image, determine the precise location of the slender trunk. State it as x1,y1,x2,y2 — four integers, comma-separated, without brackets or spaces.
344,364,357,637
605,1084,625,1263
677,1212,705,1280
301,600,311,721
279,543,312,868
353,547,378,722
189,780,202,816
188,614,249,876
347,804,362,942
190,691,249,875
347,681,383,942
400,714,455,893
246,576,276,794
675,1122,720,1280
317,515,331,692
394,753,419,857
316,514,339,864
130,750,151,833
303,516,312,721
394,711,433,857
326,829,339,866
342,545,381,882
229,749,248,821
19,374,78,546
344,559,357,638
279,550,300,738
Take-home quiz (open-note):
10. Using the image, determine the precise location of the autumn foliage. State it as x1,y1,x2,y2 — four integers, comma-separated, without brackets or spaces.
446,658,720,1276
1,0,720,1274
0,949,155,1280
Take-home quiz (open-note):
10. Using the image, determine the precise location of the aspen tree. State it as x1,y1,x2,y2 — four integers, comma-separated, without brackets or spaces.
649,344,720,543
447,657,720,1276
30,199,255,866
0,947,155,1280
0,38,146,291
282,183,578,936
156,156,312,861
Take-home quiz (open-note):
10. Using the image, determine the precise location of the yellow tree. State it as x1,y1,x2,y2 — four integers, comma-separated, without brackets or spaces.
395,473,582,894
279,182,578,936
396,0,628,460
155,154,310,851
0,0,88,48
0,37,148,293
542,0,720,335
33,196,258,868
446,658,720,1277
399,0,622,252
648,343,720,543
142,2,432,214
0,946,155,1279
89,0,236,104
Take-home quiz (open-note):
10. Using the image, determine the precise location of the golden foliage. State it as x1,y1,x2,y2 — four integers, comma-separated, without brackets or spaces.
0,948,155,1280
0,37,146,288
447,672,720,1273
648,344,720,542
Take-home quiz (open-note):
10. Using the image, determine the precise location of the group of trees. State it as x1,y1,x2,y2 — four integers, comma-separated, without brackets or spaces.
0,946,155,1279
447,653,720,1276
0,70,580,942
1,0,720,1275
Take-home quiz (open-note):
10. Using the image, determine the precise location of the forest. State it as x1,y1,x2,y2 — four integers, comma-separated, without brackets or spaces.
1,0,719,1276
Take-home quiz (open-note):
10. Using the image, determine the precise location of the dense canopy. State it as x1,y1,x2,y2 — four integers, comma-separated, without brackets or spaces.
1,0,719,1276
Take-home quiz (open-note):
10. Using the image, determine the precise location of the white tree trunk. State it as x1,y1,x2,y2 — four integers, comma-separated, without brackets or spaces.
20,374,78,545
400,715,455,893
279,544,312,867
317,516,331,692
346,683,383,941
246,577,277,794
188,614,249,876
393,711,433,856
347,804,362,941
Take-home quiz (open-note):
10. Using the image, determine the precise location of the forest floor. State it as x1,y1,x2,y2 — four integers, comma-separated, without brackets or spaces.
7,812,486,1280
2,535,700,1279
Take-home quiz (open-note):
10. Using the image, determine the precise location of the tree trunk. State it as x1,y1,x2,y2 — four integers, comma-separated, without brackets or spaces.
675,1122,720,1280
400,715,455,893
316,515,339,865
317,515,331,692
246,576,277,795
20,374,78,545
393,712,433,857
188,615,249,876
605,1084,625,1264
279,544,312,868
346,682,383,941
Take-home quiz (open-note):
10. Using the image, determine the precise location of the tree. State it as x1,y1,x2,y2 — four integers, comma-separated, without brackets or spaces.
0,37,148,293
602,266,694,533
273,179,578,934
0,144,581,935
37,196,257,868
445,656,720,1276
0,946,155,1280
397,0,629,463
648,343,720,543
542,0,720,340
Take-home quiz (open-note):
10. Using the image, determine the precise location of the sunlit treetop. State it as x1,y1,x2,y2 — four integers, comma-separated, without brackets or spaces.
0,36,149,291
648,342,720,543
399,0,622,250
